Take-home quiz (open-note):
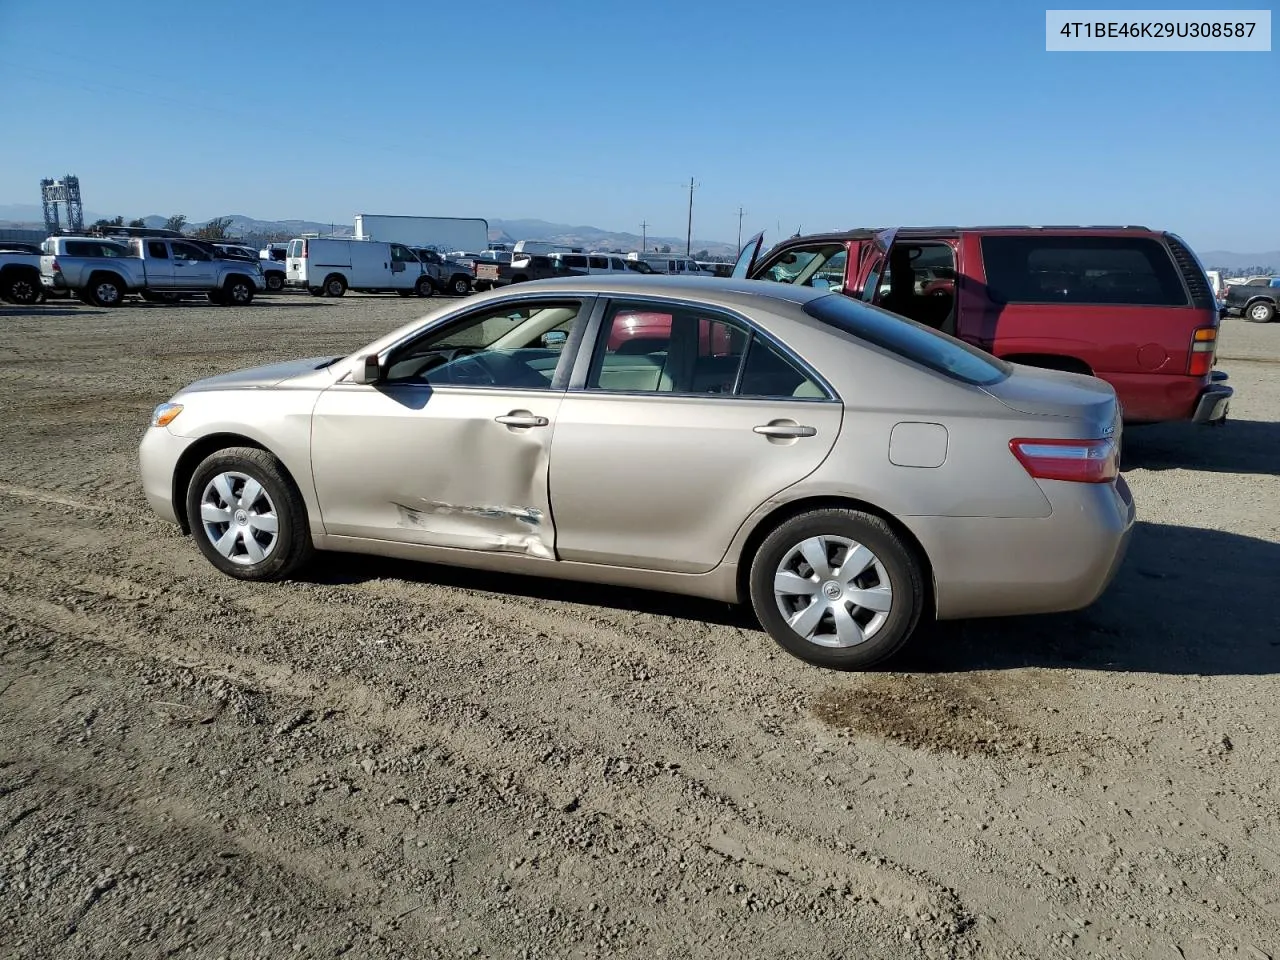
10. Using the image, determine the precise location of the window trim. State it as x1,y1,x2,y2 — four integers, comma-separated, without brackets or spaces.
357,294,597,393
568,294,839,402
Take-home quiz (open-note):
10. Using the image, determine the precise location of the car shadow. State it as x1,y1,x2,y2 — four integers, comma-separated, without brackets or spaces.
0,307,105,317
304,519,1280,676
1122,419,1280,477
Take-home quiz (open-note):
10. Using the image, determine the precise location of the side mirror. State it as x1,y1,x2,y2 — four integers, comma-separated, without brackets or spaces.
351,353,382,384
542,330,568,348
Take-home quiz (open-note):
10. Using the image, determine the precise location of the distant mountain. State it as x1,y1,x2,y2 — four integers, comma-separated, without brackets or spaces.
1198,250,1280,273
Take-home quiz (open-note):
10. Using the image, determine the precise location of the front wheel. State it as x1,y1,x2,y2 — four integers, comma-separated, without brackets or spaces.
749,509,925,670
88,275,125,307
223,277,255,306
1246,301,1276,323
415,276,434,297
185,446,314,581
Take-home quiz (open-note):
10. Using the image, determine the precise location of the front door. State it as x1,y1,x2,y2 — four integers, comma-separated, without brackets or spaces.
169,240,216,289
310,297,592,557
388,243,420,290
548,297,842,573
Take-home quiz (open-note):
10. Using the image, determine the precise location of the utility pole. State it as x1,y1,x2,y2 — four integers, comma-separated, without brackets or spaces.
737,206,745,251
685,177,695,256
640,220,648,252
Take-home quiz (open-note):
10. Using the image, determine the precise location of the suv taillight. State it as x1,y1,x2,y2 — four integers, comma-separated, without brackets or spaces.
50,257,61,272
1188,326,1217,377
1010,438,1118,484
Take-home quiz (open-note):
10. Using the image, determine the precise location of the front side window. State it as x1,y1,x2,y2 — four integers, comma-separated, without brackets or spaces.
589,256,608,269
382,300,584,389
148,241,169,259
390,244,417,263
980,236,1188,306
587,300,826,399
760,243,848,287
170,241,211,262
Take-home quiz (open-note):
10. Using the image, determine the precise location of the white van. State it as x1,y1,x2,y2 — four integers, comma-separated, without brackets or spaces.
549,252,633,275
285,237,431,297
626,253,715,277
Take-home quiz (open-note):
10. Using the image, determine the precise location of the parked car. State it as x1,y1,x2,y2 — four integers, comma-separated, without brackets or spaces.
138,275,1134,670
736,226,1231,426
1221,276,1279,323
40,236,265,307
548,252,634,276
284,237,432,297
410,247,474,296
473,253,579,291
628,252,716,276
0,247,43,304
215,243,286,292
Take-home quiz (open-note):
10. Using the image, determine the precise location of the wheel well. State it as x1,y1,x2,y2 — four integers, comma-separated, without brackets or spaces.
1001,353,1093,376
88,269,127,289
224,273,253,287
734,495,935,613
171,433,274,534
0,264,39,280
1245,295,1277,310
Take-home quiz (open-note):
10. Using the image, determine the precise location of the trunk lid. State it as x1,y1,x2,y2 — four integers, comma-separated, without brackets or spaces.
981,364,1120,439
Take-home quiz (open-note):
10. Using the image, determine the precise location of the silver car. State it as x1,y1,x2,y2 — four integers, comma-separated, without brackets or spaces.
139,276,1135,669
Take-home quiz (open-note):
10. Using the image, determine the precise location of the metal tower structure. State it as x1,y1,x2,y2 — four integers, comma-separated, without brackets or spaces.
40,175,84,234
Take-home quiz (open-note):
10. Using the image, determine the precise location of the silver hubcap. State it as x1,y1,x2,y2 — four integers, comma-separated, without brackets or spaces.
200,471,278,565
96,283,118,303
774,535,892,648
232,285,248,302
1251,304,1270,320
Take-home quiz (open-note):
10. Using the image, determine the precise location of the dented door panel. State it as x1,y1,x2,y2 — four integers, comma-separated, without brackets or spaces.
310,384,562,558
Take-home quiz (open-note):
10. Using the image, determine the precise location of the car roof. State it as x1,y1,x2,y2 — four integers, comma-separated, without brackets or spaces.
771,225,1159,245
495,273,828,306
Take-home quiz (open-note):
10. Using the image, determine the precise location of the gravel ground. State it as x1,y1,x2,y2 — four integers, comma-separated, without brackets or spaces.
1,291,1278,960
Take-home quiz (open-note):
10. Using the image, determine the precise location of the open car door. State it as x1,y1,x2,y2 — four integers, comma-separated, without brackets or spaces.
856,227,899,303
730,231,765,279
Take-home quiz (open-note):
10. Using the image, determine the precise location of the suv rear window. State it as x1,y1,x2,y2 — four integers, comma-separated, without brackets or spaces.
804,294,1009,386
981,236,1188,306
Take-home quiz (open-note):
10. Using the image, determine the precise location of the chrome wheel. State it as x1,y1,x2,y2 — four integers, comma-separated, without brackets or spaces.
95,281,120,305
199,471,278,565
229,282,251,303
773,535,893,648
1249,302,1273,322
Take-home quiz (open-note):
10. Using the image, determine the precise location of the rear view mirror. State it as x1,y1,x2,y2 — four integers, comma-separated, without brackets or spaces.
351,353,382,384
811,278,831,290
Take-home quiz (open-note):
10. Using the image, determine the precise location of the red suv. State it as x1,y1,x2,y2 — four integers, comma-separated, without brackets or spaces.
736,226,1231,425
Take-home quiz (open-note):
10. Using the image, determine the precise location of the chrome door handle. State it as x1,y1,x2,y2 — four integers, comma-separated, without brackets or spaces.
495,413,549,427
754,423,816,438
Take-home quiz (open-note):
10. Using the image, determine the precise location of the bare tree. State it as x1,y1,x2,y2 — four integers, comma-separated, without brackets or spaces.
192,216,235,240
164,214,187,233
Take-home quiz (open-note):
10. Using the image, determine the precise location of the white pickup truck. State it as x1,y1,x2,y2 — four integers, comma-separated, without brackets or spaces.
41,236,266,307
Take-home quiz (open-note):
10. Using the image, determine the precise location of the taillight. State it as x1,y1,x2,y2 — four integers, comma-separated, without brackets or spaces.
50,257,61,272
301,240,308,258
1188,326,1217,377
1010,437,1118,484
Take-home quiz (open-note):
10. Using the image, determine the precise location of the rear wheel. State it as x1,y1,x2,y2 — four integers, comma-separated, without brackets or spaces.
324,275,347,298
88,274,125,307
450,275,471,296
265,273,285,292
1246,300,1276,323
749,509,925,670
185,446,314,581
223,276,255,306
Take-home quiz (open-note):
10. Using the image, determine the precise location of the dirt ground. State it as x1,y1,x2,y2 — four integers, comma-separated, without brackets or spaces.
1,291,1278,960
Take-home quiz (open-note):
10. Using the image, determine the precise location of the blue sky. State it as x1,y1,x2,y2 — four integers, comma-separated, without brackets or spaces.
0,0,1275,251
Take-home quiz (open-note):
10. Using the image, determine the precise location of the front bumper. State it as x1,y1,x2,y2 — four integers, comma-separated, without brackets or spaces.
138,426,197,526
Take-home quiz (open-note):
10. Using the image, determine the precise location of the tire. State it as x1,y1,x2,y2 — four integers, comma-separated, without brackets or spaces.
87,274,125,308
307,286,325,297
1,270,41,305
415,276,434,297
185,446,313,581
1246,300,1276,323
748,509,925,670
265,273,285,292
223,276,255,306
324,274,347,298
450,275,471,296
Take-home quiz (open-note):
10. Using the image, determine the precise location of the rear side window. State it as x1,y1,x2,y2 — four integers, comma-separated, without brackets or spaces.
804,294,1009,386
981,236,1188,306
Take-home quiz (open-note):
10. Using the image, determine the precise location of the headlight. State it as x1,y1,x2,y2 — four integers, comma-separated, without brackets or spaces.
151,402,183,427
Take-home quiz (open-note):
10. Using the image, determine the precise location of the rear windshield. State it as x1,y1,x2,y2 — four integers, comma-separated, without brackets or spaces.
981,236,1188,306
804,294,1010,386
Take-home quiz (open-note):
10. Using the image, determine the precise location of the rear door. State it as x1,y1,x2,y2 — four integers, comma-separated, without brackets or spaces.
548,296,842,574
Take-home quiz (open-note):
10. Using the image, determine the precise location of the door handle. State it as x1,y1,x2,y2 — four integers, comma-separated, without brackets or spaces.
754,423,816,438
495,412,549,427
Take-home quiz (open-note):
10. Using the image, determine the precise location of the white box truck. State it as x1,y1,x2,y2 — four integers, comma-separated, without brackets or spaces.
353,215,489,254
284,237,432,297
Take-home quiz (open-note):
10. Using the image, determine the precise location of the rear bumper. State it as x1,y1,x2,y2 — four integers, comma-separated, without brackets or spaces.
912,474,1136,620
1192,381,1232,424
